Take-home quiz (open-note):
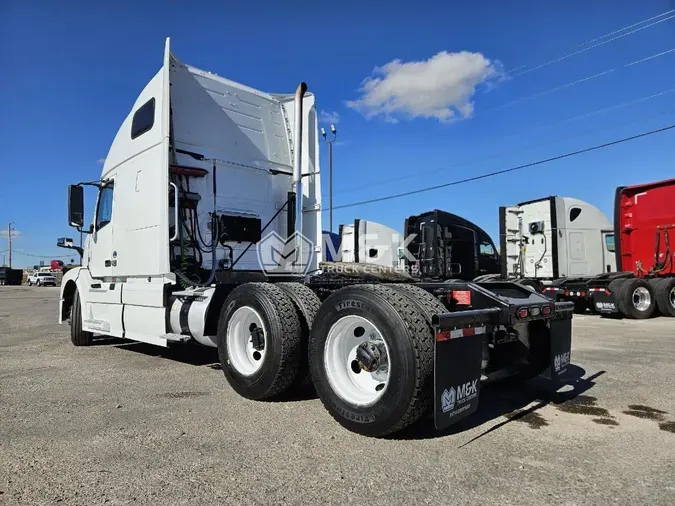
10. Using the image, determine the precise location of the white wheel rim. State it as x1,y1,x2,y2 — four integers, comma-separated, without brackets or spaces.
226,306,266,376
324,315,390,407
669,287,675,309
632,287,651,312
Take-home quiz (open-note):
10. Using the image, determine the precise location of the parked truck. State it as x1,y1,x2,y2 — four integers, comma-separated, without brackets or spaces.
500,181,675,319
57,39,574,437
499,196,616,312
585,178,675,318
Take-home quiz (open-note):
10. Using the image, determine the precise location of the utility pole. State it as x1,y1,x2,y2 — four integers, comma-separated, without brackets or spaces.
7,222,12,268
321,125,337,232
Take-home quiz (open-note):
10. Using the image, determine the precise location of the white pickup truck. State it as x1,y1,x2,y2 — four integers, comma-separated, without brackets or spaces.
28,272,57,287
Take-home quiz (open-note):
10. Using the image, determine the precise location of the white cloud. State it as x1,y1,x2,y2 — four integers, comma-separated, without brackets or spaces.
319,110,340,125
346,51,503,123
97,158,106,164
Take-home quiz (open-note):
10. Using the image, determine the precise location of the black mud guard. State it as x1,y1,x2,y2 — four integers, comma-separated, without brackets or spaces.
590,289,619,314
432,307,501,431
547,301,574,382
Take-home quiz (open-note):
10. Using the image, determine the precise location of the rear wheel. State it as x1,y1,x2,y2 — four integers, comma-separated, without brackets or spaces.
276,282,321,387
616,278,656,319
70,288,93,346
309,284,433,437
516,279,541,293
217,283,303,400
654,277,675,317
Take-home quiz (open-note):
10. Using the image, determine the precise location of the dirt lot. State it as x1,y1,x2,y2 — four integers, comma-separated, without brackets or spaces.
1,285,674,505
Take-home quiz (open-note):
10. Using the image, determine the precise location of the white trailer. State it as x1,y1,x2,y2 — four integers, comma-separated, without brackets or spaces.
58,39,575,437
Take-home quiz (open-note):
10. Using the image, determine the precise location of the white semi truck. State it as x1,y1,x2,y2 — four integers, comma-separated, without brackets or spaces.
499,197,617,313
58,39,574,437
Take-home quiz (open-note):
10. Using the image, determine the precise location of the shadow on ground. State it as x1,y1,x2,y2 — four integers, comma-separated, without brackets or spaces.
96,336,320,402
391,365,605,442
90,337,603,423
98,339,220,367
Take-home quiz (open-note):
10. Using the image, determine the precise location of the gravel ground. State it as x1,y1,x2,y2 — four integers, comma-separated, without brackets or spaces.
1,285,674,505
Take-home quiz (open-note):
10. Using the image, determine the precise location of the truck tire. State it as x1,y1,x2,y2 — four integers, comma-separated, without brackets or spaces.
516,279,540,293
654,277,675,317
309,284,433,437
70,288,93,346
277,282,321,387
217,283,303,400
616,278,656,319
389,283,446,323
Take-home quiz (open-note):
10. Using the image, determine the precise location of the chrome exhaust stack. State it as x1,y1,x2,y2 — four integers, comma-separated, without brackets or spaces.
287,82,307,272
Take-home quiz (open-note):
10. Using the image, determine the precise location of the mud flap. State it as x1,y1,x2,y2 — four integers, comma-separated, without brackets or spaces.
547,316,572,383
432,308,501,431
591,290,619,314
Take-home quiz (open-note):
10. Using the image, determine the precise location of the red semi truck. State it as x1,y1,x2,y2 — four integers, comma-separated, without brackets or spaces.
575,177,674,318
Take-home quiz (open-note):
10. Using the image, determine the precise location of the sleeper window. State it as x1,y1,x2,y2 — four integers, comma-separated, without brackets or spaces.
131,98,155,139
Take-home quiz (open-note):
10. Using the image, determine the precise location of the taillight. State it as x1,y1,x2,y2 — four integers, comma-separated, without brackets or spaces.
541,305,552,316
518,308,529,319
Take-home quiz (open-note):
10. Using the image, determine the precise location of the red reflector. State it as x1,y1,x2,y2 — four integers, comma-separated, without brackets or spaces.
518,308,529,319
463,327,476,337
605,289,611,295
436,331,451,342
450,290,472,305
564,291,570,296
541,305,552,316
581,291,586,297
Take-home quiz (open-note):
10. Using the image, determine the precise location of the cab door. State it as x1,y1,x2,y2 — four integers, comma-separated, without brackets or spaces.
83,179,123,337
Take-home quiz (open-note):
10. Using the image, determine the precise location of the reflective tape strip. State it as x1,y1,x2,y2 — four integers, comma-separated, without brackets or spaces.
436,326,486,342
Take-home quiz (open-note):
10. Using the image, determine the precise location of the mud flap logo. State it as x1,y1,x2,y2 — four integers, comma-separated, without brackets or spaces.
441,380,478,414
554,352,570,372
441,387,456,413
595,302,615,311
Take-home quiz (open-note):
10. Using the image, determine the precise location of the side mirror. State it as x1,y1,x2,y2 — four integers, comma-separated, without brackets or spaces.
68,185,84,228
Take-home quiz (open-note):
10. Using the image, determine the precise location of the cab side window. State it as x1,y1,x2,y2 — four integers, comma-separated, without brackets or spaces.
604,234,615,253
479,242,495,256
96,183,114,230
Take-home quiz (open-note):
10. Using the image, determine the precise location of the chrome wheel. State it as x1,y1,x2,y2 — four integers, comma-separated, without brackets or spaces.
632,286,652,312
324,315,391,406
670,286,675,309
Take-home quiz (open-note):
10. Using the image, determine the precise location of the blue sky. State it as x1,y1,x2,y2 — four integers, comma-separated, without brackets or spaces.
1,0,674,267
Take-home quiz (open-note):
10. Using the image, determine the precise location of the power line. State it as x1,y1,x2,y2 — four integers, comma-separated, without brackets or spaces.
327,87,675,196
577,9,675,47
487,46,675,113
12,250,73,259
509,14,675,77
330,123,675,211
